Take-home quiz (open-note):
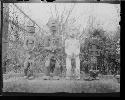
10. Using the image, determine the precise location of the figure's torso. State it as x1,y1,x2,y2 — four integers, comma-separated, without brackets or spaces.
45,35,62,49
65,38,80,56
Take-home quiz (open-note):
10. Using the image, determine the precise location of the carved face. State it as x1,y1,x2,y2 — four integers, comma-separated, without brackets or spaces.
69,33,75,38
69,28,79,38
47,19,58,35
26,38,35,50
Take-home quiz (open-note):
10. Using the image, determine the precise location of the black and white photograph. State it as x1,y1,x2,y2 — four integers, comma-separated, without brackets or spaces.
2,2,120,94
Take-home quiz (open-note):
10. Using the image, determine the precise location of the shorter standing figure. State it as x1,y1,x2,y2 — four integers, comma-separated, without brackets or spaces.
24,54,34,79
88,44,100,80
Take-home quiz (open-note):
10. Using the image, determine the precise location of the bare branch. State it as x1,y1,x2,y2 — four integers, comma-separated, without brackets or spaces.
50,6,54,18
64,3,76,25
55,4,59,19
60,6,66,24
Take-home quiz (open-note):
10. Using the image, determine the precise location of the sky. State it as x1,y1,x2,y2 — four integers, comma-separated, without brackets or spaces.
15,3,120,38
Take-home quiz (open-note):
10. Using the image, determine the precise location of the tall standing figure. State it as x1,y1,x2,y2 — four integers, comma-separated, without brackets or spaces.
65,32,80,80
43,18,62,80
23,36,35,79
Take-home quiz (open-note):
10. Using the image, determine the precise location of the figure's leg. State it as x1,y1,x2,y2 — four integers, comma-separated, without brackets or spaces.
45,67,51,76
75,56,80,79
66,56,72,79
42,67,51,80
53,60,60,76
24,62,29,77
25,65,31,78
29,65,34,78
27,69,34,79
52,60,60,80
44,58,51,76
24,67,28,76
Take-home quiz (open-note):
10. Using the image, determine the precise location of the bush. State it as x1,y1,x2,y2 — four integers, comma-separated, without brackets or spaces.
89,70,99,78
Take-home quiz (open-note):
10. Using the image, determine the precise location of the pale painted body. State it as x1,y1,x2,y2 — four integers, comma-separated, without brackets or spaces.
65,37,80,79
65,38,80,57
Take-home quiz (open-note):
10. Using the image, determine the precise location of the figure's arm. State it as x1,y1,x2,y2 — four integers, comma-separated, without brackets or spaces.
77,40,80,49
24,60,28,69
30,60,35,70
74,40,80,55
65,39,69,49
43,36,52,50
44,46,52,50
44,38,52,51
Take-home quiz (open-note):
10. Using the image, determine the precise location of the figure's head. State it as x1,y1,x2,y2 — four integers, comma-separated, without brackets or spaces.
69,28,79,39
51,56,56,62
25,36,35,51
69,33,75,38
47,18,59,35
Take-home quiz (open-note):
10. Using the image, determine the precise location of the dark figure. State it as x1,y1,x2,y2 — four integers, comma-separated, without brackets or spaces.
50,57,57,73
2,60,8,74
44,55,61,80
24,56,34,79
2,59,11,74
43,18,63,80
24,62,30,76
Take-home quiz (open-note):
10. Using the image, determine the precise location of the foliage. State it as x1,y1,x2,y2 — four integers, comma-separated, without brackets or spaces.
2,3,120,75
80,27,120,75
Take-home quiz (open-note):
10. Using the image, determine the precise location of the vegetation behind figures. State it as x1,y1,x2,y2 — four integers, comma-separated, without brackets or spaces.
2,3,120,93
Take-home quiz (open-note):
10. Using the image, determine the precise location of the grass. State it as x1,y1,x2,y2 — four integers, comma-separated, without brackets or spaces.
3,80,34,92
3,76,120,93
79,80,120,93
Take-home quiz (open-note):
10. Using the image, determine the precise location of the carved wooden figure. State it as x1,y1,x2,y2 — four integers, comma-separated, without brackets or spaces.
65,33,80,80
